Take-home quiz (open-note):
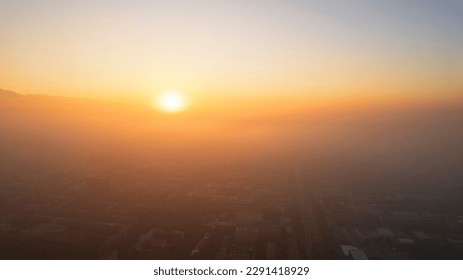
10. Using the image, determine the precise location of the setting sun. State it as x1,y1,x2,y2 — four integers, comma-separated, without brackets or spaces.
156,91,187,113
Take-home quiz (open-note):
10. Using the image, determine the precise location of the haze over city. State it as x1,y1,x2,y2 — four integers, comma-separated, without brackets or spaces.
0,0,463,260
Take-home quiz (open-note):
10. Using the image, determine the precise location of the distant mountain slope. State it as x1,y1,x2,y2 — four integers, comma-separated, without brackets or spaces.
0,88,20,97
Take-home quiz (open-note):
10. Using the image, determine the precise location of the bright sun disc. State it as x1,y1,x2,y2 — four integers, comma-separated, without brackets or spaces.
157,91,186,112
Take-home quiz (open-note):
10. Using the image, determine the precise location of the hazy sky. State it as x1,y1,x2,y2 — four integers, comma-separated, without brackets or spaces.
1,0,462,105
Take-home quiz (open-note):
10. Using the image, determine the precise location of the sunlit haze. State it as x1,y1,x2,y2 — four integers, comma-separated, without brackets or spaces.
156,91,187,112
1,0,463,261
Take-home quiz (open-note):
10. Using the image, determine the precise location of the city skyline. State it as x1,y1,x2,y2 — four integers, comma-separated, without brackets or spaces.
1,0,463,262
